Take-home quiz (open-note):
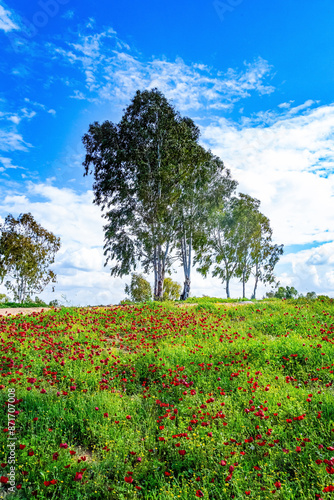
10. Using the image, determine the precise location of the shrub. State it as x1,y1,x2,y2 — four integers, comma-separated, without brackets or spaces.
163,277,182,301
124,273,152,303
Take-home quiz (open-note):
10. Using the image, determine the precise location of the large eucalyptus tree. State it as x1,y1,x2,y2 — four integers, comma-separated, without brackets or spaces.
82,89,203,299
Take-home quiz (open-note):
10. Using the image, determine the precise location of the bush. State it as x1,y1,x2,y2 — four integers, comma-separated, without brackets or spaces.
124,273,152,303
163,277,182,301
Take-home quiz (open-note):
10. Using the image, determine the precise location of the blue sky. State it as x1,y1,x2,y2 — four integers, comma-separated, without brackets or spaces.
1,0,334,305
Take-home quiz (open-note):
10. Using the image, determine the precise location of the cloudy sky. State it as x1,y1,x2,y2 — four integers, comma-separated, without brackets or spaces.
0,0,334,305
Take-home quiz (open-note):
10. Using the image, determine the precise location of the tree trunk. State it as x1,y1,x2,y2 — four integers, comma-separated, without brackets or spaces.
242,269,246,298
226,278,230,298
156,270,165,300
154,242,169,301
180,277,191,301
153,246,158,298
251,265,259,299
180,236,192,301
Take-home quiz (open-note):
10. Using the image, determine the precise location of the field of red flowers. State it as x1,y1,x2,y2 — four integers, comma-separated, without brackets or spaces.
1,298,334,499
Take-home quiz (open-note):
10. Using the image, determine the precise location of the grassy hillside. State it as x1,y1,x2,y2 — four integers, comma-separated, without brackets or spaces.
0,298,334,499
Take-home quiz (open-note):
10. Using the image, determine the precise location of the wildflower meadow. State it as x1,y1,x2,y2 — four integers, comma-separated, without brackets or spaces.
0,297,334,499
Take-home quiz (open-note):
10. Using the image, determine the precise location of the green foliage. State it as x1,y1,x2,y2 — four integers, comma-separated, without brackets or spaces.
0,213,61,303
124,273,152,302
162,277,182,301
0,296,49,308
271,285,299,299
0,293,9,303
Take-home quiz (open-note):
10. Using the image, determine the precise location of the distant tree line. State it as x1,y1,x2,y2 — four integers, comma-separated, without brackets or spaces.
266,286,317,300
83,88,283,301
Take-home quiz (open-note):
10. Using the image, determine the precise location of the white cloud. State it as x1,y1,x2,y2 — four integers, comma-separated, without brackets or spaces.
0,3,19,32
278,243,334,294
201,104,334,249
0,157,22,170
0,130,31,151
8,115,21,124
50,26,275,112
278,100,294,109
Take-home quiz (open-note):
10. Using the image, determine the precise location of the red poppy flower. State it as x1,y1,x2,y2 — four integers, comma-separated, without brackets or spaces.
274,481,281,489
74,472,83,481
19,444,26,450
16,484,22,489
178,450,186,456
69,450,76,455
125,476,133,483
196,491,204,497
0,476,8,484
28,449,34,456
104,413,108,418
126,415,132,420
60,443,68,449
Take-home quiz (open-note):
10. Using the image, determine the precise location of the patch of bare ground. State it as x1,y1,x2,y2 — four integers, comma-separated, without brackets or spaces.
74,446,94,463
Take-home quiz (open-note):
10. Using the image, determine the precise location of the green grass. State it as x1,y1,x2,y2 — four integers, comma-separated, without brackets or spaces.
0,300,50,309
0,298,334,499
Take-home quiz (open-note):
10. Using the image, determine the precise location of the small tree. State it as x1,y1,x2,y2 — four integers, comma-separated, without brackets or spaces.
163,277,182,301
0,213,61,303
124,273,152,302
